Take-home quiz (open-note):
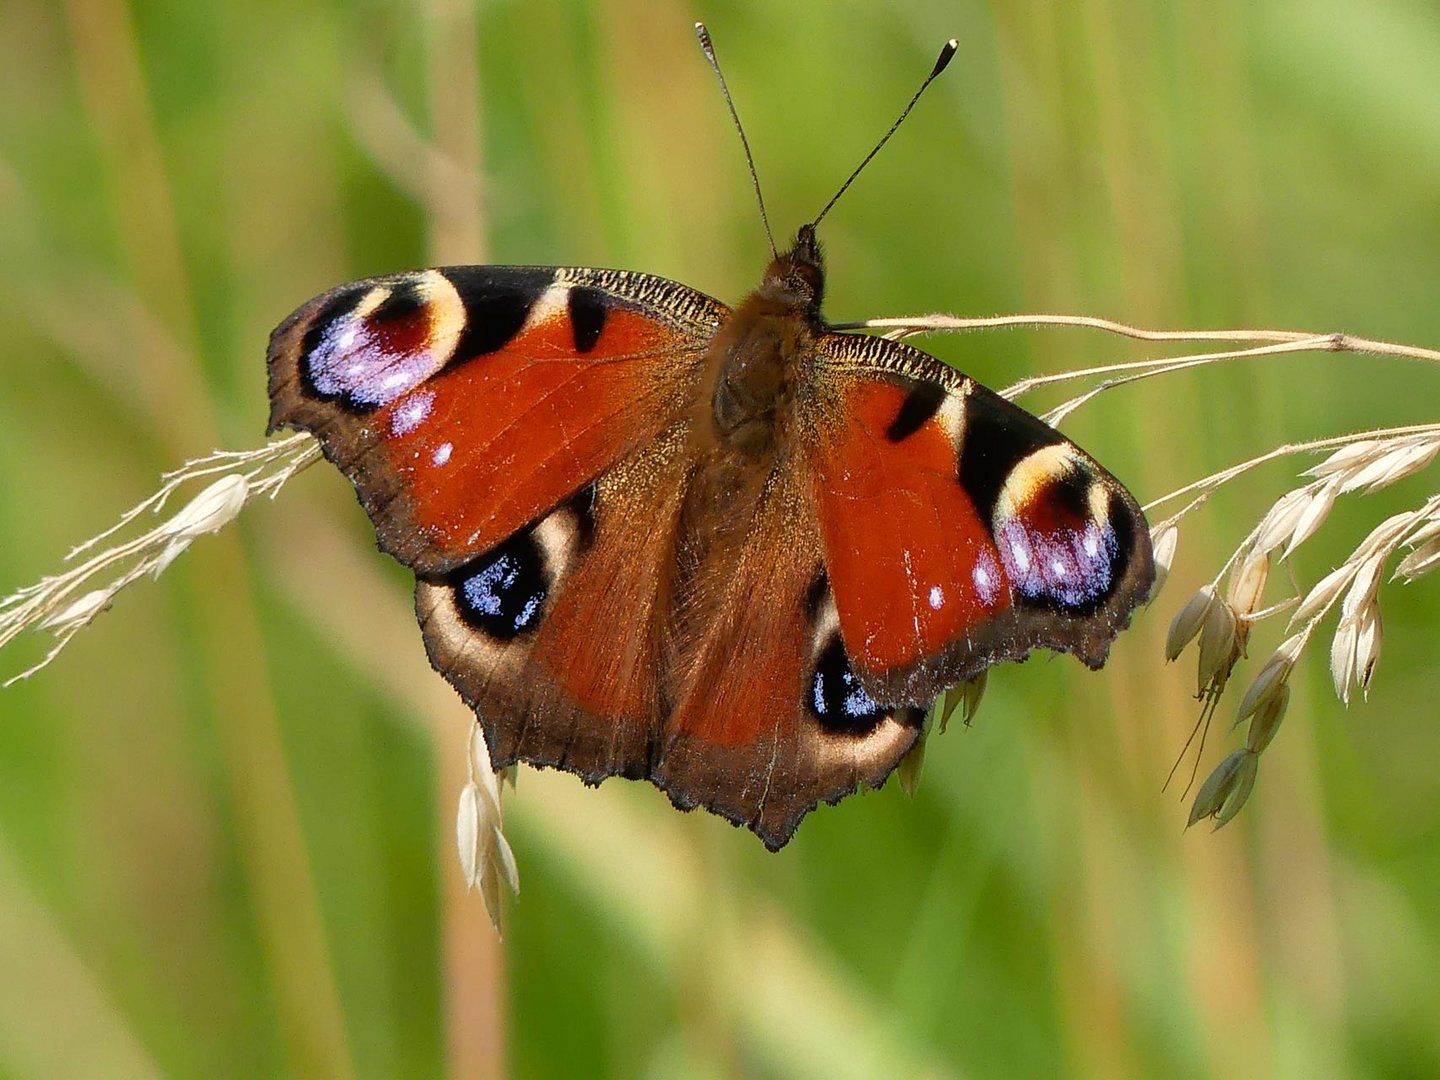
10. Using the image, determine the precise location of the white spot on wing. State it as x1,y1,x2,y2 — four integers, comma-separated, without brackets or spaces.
1010,539,1031,574
532,504,582,581
972,560,996,606
431,442,452,466
379,369,413,394
390,389,435,436
810,588,841,660
523,282,571,333
936,393,967,444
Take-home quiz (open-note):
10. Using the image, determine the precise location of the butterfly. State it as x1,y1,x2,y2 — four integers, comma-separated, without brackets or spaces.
265,31,1154,850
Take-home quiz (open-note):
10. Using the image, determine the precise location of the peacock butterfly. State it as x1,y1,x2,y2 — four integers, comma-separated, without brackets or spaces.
266,29,1154,849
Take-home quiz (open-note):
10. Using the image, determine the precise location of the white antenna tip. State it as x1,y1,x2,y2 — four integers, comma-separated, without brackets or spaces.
932,39,959,77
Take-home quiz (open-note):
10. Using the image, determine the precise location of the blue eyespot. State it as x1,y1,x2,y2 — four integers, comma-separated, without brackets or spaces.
810,637,886,735
451,533,548,639
996,516,1118,610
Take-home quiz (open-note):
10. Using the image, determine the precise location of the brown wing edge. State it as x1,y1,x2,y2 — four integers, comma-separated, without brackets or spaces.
655,706,926,851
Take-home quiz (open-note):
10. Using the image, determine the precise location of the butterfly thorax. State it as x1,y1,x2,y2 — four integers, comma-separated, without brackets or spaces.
677,231,828,617
700,228,825,464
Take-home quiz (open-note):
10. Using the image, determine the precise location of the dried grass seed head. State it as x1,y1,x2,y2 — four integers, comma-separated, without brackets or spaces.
457,724,519,930
1245,682,1290,755
1306,439,1382,479
36,588,115,633
1197,594,1240,693
1253,487,1313,554
1211,751,1259,830
159,474,250,541
1188,748,1258,829
1330,618,1359,705
1341,552,1386,620
1166,584,1218,662
1402,509,1440,549
1291,564,1356,628
1227,550,1270,618
1233,634,1302,725
1150,524,1179,599
1396,537,1440,581
1352,606,1383,699
1337,436,1440,494
1283,479,1339,559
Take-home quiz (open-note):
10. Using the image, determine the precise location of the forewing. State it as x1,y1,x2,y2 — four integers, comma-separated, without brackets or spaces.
267,265,725,573
805,332,1154,704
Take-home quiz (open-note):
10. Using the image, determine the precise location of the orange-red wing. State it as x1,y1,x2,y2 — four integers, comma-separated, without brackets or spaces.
809,375,1008,675
268,265,725,573
807,333,1155,705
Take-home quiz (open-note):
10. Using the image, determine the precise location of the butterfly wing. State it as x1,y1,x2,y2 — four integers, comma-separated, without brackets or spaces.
268,266,725,780
647,321,1155,850
653,466,925,850
804,332,1155,705
268,265,725,572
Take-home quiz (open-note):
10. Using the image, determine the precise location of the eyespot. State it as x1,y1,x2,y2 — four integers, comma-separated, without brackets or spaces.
450,532,549,639
809,636,886,735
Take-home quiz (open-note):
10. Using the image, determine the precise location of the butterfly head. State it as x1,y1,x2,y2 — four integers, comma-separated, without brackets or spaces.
758,224,826,316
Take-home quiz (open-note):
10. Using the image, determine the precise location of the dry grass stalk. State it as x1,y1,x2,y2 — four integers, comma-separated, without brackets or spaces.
0,428,528,927
0,434,318,684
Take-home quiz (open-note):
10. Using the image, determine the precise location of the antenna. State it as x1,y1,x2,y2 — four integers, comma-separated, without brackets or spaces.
810,38,958,230
695,22,777,258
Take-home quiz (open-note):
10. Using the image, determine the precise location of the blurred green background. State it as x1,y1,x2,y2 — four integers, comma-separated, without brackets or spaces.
3,0,1440,1077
